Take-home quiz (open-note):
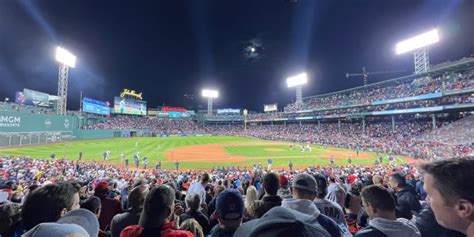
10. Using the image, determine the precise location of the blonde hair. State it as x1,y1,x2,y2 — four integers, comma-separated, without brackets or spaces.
245,186,258,211
372,175,383,186
179,218,204,237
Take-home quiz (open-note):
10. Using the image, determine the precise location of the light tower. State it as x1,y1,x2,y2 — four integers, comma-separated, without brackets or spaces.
55,47,76,115
396,29,439,74
202,89,218,116
286,72,308,104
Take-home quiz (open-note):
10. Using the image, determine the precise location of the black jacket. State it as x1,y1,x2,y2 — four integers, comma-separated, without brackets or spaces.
415,206,466,237
355,226,387,237
395,185,421,219
180,210,211,235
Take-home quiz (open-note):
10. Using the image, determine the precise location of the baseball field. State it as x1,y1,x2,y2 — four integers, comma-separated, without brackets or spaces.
0,136,409,170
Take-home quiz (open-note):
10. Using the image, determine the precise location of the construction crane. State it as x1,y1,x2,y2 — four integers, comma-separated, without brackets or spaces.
346,67,404,86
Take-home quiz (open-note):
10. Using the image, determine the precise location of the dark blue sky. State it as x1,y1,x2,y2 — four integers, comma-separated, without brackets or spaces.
1,0,473,111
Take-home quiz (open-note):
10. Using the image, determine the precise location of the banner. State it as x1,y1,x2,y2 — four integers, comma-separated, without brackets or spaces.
217,108,240,115
82,97,110,115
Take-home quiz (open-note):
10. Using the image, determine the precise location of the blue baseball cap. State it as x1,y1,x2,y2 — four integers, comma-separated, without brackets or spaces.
216,188,244,220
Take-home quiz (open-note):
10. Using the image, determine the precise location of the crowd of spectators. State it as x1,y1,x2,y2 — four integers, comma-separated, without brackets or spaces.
284,69,474,112
205,115,474,159
84,116,206,134
1,155,473,237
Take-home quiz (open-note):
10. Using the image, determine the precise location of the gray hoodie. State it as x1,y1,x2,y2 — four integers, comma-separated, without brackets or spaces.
369,218,421,237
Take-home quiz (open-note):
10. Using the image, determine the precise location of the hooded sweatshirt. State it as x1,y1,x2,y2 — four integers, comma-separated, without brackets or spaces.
282,198,350,237
355,217,420,237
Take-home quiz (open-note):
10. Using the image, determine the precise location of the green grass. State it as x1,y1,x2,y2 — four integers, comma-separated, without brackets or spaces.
0,136,405,170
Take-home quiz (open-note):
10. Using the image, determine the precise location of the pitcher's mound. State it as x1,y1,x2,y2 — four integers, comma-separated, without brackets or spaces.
264,148,285,152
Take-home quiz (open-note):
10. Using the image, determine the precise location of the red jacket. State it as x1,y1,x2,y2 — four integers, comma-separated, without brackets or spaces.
120,222,193,237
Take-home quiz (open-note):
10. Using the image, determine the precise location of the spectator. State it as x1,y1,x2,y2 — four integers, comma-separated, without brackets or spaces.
81,196,102,218
355,185,421,237
249,172,282,218
0,203,23,237
110,185,148,237
21,182,81,230
209,189,244,237
277,175,292,199
327,176,346,209
313,174,348,229
120,185,193,237
388,173,422,219
415,205,465,237
244,186,258,219
415,176,426,201
234,206,332,237
180,218,204,237
281,173,343,237
188,173,210,208
95,181,123,233
419,157,474,236
180,193,211,235
58,208,100,237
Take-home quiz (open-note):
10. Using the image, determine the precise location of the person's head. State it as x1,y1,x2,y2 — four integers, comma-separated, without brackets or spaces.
313,174,328,199
279,175,289,188
0,203,21,235
139,185,175,228
179,218,204,237
372,175,383,186
263,173,279,196
185,193,201,212
420,158,474,234
245,186,258,210
216,189,244,230
94,182,109,199
290,173,317,200
128,185,148,209
21,182,81,230
360,185,396,219
81,196,102,218
388,173,407,191
201,173,210,185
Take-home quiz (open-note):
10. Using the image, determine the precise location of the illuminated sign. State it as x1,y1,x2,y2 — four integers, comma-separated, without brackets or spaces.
120,89,143,100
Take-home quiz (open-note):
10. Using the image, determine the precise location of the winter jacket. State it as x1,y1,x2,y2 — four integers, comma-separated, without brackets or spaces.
281,198,345,237
355,218,420,237
395,186,421,219
110,208,142,237
179,210,211,235
249,195,282,218
415,206,465,237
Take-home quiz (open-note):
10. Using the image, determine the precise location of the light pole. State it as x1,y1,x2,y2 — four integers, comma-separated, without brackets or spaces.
396,29,439,74
55,47,76,115
287,72,308,104
243,109,248,131
202,89,218,116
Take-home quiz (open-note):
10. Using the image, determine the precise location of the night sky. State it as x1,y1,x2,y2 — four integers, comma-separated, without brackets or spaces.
1,0,473,111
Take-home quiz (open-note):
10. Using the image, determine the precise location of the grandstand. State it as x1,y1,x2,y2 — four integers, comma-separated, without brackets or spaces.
1,57,474,161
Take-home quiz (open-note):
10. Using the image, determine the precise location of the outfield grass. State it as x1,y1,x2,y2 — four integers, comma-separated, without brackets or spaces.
0,136,404,170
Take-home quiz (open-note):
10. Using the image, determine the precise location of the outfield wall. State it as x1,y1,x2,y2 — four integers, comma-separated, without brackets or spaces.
0,111,79,132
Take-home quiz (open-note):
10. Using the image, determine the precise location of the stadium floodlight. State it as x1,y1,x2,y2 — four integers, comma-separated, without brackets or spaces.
202,89,219,98
202,89,218,116
286,72,307,104
395,29,439,54
56,47,76,68
395,29,439,74
55,46,76,115
286,73,308,88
